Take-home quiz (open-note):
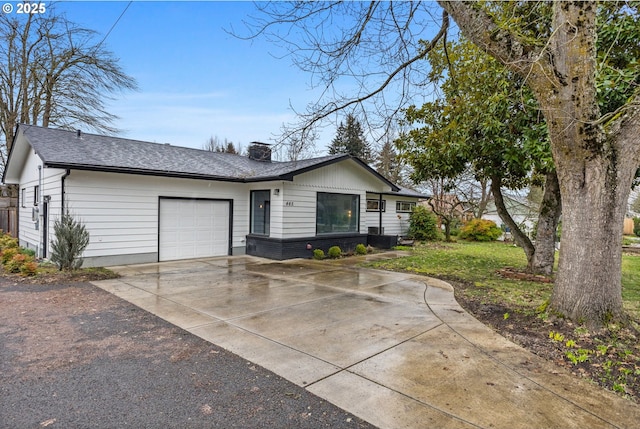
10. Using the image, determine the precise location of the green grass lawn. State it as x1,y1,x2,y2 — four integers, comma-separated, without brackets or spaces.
369,241,640,320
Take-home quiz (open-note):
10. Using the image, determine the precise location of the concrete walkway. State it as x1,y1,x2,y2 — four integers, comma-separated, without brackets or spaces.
93,255,639,429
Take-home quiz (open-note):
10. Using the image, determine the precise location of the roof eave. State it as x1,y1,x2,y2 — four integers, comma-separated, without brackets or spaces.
43,162,248,183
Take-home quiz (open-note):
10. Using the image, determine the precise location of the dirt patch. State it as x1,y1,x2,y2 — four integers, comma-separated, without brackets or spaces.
449,277,640,403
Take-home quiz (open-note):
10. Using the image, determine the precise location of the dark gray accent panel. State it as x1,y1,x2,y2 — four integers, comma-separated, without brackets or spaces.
366,234,399,249
246,234,368,260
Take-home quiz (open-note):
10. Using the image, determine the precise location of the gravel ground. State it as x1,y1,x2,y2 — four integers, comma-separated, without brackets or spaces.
0,279,376,429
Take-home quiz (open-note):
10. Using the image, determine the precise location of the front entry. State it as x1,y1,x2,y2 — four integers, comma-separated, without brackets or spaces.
250,190,270,236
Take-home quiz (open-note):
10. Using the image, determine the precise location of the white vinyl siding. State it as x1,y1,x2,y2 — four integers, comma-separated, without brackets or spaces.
16,150,65,256
64,171,248,260
277,159,388,239
366,194,415,236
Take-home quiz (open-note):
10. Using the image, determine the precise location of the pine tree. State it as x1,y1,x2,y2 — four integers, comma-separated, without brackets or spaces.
328,114,372,162
374,140,404,184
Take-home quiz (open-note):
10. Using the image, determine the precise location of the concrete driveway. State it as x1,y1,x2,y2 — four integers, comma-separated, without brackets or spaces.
93,254,639,429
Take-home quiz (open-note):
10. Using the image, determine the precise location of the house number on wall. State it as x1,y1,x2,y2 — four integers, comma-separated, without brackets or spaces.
285,201,294,206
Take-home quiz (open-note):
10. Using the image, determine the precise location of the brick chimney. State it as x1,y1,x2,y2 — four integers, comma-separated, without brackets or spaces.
248,142,271,162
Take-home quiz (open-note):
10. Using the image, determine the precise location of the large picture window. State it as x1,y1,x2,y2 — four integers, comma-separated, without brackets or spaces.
316,192,359,234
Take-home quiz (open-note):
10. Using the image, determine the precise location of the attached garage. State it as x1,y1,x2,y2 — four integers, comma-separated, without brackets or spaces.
159,198,231,261
4,125,426,266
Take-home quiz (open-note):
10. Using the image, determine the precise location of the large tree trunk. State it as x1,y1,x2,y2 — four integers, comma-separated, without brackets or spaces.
535,3,635,326
530,171,561,276
441,1,640,326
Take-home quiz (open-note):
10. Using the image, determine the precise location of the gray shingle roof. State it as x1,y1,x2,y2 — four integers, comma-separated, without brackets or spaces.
13,124,399,189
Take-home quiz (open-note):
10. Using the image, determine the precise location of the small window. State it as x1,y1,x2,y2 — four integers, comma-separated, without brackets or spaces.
21,188,26,208
33,185,39,206
366,199,386,212
396,201,416,213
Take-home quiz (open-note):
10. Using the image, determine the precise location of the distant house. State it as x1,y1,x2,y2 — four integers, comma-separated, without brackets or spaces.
483,194,537,235
2,124,426,266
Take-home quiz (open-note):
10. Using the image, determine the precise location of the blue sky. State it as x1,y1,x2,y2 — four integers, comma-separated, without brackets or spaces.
48,1,328,154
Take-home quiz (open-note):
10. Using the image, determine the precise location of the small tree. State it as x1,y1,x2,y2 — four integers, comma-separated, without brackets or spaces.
50,213,90,270
407,205,442,241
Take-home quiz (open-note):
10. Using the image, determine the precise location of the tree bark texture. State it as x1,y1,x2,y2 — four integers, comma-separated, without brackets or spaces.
441,1,640,326
530,171,561,276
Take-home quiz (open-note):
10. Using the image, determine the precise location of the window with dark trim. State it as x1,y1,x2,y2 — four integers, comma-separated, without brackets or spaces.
316,192,359,234
33,185,39,206
366,199,386,212
395,201,416,213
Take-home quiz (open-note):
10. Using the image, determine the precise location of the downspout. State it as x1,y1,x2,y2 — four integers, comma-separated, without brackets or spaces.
38,165,43,258
378,193,383,235
61,169,70,214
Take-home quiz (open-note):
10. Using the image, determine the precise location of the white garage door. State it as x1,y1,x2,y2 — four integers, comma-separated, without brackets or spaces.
159,199,230,261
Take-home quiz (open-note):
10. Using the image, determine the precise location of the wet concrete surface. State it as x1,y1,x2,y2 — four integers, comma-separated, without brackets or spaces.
93,254,640,429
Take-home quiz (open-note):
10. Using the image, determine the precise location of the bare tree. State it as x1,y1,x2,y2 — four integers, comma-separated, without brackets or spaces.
203,135,239,154
238,2,449,149
0,10,137,170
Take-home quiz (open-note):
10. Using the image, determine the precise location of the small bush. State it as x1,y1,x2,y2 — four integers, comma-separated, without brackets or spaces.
355,243,367,255
459,219,502,241
1,247,19,265
20,247,36,258
6,253,33,274
327,246,342,259
313,249,325,260
0,234,18,251
634,217,640,237
50,213,90,270
19,261,39,277
407,205,442,241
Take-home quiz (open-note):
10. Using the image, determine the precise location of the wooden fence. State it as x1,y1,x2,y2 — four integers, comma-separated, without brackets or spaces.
0,207,17,237
624,218,635,235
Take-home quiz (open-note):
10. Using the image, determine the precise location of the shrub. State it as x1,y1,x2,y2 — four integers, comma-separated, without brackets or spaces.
355,243,367,255
20,261,39,277
327,246,342,259
634,217,640,237
50,213,90,270
313,249,325,260
459,219,503,241
407,205,442,241
6,253,33,273
0,234,18,251
1,247,19,265
20,247,36,258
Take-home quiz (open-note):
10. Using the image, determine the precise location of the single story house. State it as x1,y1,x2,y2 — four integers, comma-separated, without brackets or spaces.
3,124,426,267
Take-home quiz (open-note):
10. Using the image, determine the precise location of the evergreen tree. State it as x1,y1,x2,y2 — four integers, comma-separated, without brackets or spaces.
374,139,403,185
328,114,372,162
